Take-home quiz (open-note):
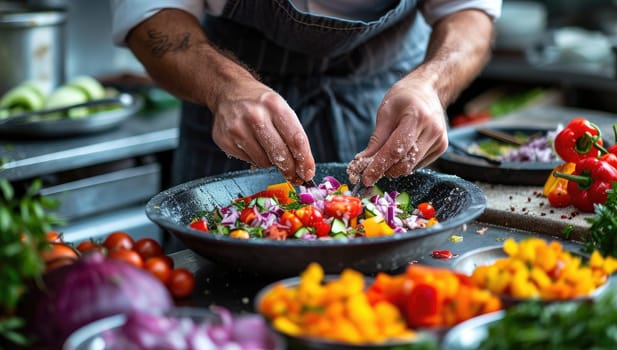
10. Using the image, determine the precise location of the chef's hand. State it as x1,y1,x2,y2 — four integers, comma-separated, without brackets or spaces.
349,76,448,186
210,78,316,185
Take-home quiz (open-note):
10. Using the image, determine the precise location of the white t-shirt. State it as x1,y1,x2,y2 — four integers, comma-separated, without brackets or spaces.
111,0,502,46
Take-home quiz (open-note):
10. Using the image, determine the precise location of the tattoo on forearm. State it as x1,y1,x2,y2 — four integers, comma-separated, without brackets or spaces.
147,30,192,57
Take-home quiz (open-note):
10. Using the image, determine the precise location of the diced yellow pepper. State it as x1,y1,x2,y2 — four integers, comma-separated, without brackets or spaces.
363,216,394,237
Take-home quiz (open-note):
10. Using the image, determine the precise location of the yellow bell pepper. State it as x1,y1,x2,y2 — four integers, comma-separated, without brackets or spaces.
363,216,394,237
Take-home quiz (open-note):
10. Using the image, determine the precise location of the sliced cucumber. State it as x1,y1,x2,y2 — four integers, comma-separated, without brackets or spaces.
254,197,269,209
331,233,348,239
363,199,380,218
363,184,384,198
68,75,105,100
45,85,90,118
395,192,411,210
294,226,312,238
0,84,45,111
330,218,347,235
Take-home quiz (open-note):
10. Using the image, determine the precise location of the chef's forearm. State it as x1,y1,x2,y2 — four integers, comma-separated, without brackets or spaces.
125,8,254,109
411,9,495,106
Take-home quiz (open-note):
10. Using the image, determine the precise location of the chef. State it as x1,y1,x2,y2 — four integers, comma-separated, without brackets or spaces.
111,0,501,187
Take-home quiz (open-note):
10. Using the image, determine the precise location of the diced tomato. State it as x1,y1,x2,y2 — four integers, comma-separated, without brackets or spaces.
313,220,331,237
294,206,323,227
240,207,258,225
264,225,289,240
324,195,363,220
431,249,453,259
189,218,209,232
295,206,330,237
280,210,303,234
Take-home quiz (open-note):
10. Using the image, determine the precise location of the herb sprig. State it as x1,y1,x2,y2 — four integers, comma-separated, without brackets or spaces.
0,178,63,347
583,182,617,257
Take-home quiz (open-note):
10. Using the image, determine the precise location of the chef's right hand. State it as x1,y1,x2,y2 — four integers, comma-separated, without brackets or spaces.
210,79,315,185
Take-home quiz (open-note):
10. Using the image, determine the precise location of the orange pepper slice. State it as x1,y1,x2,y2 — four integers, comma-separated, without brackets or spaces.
543,162,576,197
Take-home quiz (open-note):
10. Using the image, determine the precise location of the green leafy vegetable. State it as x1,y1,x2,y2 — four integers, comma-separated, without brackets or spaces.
0,178,63,347
478,290,617,349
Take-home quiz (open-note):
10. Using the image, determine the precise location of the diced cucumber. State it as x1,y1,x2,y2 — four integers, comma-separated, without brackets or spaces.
331,233,348,239
396,192,411,210
255,197,268,209
364,184,384,197
294,227,311,238
363,199,380,218
330,218,347,235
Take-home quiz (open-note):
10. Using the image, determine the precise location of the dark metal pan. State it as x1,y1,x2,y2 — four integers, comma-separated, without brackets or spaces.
145,163,486,277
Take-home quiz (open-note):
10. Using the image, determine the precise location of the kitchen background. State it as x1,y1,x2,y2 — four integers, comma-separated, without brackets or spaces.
2,0,617,250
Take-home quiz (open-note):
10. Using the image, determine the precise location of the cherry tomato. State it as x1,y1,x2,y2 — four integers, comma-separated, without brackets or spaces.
161,254,175,269
76,240,104,254
417,202,436,219
168,268,195,299
189,219,209,232
324,195,363,220
46,257,76,270
43,243,78,270
104,231,135,251
134,238,164,260
43,243,78,262
108,248,144,268
46,231,62,243
144,256,172,284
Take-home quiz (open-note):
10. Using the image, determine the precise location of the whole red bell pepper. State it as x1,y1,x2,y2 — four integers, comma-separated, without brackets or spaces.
555,157,617,212
554,118,604,163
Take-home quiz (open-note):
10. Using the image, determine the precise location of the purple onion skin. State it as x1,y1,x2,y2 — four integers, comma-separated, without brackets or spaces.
28,252,173,348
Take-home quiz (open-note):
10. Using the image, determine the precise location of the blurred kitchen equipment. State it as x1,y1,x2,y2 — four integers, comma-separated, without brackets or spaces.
0,2,66,95
0,92,134,125
495,1,547,51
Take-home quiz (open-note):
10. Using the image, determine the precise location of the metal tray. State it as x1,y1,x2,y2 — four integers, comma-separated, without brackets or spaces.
145,163,486,277
434,125,560,185
0,92,143,138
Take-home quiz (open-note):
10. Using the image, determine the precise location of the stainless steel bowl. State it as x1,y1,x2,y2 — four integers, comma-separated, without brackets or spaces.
451,245,612,305
63,307,283,350
254,276,439,350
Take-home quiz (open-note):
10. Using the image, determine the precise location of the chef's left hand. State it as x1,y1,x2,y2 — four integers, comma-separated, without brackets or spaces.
350,76,448,186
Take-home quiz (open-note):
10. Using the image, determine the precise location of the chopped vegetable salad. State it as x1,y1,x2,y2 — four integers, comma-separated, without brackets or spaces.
189,176,438,240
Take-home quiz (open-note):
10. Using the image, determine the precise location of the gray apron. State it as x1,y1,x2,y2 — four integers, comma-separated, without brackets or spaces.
172,0,430,185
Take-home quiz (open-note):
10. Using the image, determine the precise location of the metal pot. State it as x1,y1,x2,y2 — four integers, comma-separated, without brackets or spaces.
0,3,66,95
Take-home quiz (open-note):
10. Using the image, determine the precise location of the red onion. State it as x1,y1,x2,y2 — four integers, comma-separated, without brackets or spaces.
102,307,282,350
25,251,173,348
298,192,315,204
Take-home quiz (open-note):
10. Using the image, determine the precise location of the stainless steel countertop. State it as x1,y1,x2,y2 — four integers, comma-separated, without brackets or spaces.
0,106,180,182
